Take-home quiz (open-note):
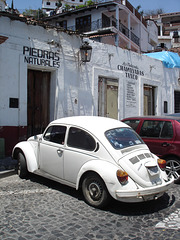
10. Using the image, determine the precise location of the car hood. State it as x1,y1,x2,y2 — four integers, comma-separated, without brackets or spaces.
118,149,164,187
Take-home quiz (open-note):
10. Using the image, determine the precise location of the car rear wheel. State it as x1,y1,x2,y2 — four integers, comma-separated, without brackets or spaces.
82,173,110,208
165,157,180,183
17,152,28,179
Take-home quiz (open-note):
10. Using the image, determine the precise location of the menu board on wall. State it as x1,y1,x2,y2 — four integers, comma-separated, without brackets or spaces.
126,80,137,108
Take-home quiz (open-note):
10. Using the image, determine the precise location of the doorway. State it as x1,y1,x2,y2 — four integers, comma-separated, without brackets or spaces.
98,77,118,119
174,91,180,113
144,85,155,115
27,69,50,137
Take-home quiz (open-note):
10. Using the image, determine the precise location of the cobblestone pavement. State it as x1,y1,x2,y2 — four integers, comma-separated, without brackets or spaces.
0,174,180,240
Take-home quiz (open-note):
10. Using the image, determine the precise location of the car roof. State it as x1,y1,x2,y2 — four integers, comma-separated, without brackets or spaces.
167,113,180,117
123,116,180,121
50,116,128,134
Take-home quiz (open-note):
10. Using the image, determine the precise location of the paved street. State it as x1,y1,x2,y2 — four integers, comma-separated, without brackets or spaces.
0,173,180,240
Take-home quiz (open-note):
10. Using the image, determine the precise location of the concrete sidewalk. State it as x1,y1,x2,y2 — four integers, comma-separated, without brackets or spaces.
0,157,17,178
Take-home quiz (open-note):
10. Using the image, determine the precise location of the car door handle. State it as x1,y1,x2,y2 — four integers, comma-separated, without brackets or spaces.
57,149,63,156
162,142,170,147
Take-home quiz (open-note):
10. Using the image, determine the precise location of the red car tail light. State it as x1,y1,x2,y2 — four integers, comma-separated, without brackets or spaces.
117,170,128,185
158,159,166,170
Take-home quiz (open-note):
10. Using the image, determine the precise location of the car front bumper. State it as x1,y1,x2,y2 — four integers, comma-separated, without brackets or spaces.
115,178,174,202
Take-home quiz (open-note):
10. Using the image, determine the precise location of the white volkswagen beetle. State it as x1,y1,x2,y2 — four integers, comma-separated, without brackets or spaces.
12,116,174,208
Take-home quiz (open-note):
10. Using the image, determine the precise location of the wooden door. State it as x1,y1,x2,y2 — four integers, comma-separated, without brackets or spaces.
28,70,50,137
98,77,118,119
144,85,155,116
106,82,118,119
174,91,180,113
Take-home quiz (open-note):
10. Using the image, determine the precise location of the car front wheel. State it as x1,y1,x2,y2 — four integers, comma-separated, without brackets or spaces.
82,173,110,208
165,157,180,184
17,152,28,179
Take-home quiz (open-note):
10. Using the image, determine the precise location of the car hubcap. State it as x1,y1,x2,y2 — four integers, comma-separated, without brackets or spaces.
166,160,180,180
88,182,102,200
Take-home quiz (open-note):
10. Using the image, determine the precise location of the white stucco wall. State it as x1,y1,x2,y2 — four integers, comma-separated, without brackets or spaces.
42,0,58,10
86,43,180,118
0,0,5,11
0,15,180,129
66,8,103,29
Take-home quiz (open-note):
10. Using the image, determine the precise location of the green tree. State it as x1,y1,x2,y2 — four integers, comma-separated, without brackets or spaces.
76,4,86,9
23,9,47,20
36,9,47,19
136,5,143,15
144,8,164,16
64,4,71,11
86,0,95,6
11,0,14,9
57,0,62,8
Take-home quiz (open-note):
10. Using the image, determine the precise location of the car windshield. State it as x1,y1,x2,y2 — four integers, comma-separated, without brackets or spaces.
105,127,144,150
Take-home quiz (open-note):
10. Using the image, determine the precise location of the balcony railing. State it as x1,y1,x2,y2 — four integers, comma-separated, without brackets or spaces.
131,31,140,46
119,22,129,38
67,18,117,33
119,23,140,46
67,18,140,46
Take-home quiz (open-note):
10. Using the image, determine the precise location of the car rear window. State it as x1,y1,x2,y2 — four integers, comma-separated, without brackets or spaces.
67,127,96,151
105,127,144,150
140,120,173,138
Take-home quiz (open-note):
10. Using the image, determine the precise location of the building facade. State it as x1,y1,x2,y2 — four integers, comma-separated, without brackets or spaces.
44,0,158,53
0,13,180,156
0,0,6,11
42,0,60,15
42,0,87,16
146,12,180,50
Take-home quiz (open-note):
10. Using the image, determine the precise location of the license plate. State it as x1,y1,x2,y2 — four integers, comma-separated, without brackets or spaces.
147,166,159,176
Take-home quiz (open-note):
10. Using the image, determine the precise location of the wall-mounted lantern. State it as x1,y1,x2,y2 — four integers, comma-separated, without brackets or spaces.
48,39,61,48
80,41,92,62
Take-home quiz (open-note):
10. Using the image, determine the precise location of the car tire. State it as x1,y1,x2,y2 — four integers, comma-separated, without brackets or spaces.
17,152,28,179
165,157,180,184
82,173,110,208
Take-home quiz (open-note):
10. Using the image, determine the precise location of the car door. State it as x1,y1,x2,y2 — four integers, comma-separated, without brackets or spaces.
139,120,174,157
63,127,97,184
39,125,67,178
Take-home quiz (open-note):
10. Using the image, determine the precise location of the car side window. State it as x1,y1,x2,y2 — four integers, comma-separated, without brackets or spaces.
67,127,96,151
123,120,140,131
161,121,173,138
140,120,164,138
43,126,67,145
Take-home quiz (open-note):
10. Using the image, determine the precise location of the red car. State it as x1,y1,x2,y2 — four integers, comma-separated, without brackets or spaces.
122,116,180,183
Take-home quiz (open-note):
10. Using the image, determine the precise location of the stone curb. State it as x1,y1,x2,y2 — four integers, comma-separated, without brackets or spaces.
0,169,16,179
0,157,17,178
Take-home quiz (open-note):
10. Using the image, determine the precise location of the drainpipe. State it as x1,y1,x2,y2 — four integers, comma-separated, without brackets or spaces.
18,55,21,142
115,4,119,47
127,12,131,49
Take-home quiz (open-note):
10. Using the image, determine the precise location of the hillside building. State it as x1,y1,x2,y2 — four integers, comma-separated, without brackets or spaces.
146,12,180,50
43,0,158,53
0,0,6,11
